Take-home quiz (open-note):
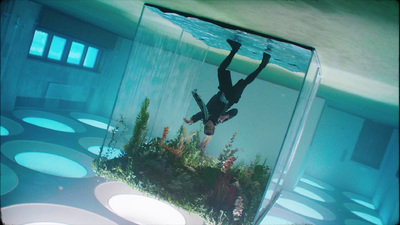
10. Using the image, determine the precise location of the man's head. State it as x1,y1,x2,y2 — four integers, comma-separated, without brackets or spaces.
204,120,215,136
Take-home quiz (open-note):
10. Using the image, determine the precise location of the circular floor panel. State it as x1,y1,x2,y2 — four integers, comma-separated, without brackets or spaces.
13,110,86,133
276,198,324,220
295,182,335,203
94,181,204,225
15,152,87,178
344,203,382,225
88,146,123,159
343,192,376,210
1,116,24,136
351,211,383,225
1,164,19,195
299,176,335,191
261,207,315,225
1,203,117,225
109,194,186,225
278,191,335,221
1,126,9,136
23,117,75,133
1,140,95,178
70,112,115,131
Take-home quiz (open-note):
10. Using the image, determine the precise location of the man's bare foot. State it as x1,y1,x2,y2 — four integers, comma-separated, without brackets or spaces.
227,39,241,51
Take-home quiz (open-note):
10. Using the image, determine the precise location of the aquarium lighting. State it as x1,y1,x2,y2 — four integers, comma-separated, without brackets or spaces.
276,198,324,220
108,194,186,225
351,211,382,225
294,187,325,202
1,126,9,136
1,164,18,195
88,146,122,159
22,117,75,133
14,152,87,178
77,118,115,131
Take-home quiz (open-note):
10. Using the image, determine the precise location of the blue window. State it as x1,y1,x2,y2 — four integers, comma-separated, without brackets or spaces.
28,29,100,70
47,36,66,60
29,30,48,56
83,47,99,68
67,42,85,65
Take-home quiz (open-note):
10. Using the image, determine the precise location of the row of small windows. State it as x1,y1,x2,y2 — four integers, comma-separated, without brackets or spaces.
29,30,99,69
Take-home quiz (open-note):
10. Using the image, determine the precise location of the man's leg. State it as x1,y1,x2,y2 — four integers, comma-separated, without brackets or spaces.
219,39,241,71
243,52,271,85
217,40,241,94
229,53,271,104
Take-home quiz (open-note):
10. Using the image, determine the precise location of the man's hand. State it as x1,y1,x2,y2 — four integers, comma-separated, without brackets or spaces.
183,117,193,125
218,114,230,123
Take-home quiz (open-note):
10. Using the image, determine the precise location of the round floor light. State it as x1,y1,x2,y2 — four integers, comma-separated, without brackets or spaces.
299,177,334,191
351,211,382,225
1,116,24,136
294,187,325,202
1,126,10,136
23,117,75,133
276,198,324,220
109,194,186,225
15,152,87,178
78,118,115,131
343,192,376,210
88,146,123,159
1,203,117,225
1,164,19,195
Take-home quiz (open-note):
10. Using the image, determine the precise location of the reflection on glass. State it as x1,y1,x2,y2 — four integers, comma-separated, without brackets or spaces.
67,42,85,65
47,36,66,60
29,30,48,56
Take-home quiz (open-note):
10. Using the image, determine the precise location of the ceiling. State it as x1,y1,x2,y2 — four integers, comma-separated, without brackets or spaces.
34,0,399,127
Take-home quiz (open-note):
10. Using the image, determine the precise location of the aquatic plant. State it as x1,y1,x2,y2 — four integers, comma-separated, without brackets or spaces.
124,97,150,157
92,100,271,225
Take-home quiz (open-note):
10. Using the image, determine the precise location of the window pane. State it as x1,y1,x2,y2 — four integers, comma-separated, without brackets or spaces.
29,30,48,56
67,42,85,65
47,36,66,60
83,47,99,68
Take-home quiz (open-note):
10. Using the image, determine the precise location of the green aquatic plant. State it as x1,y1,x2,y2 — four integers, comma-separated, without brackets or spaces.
124,97,150,157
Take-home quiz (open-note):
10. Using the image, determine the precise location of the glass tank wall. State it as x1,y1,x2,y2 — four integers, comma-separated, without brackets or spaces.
98,5,321,224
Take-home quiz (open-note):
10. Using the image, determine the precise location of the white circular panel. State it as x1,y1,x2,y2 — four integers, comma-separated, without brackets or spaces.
109,194,186,225
1,203,117,225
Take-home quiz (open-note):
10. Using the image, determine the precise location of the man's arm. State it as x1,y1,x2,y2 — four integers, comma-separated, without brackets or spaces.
218,108,238,123
184,112,203,124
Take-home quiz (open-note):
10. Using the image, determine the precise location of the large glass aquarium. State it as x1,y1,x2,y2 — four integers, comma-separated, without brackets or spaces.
94,4,321,224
